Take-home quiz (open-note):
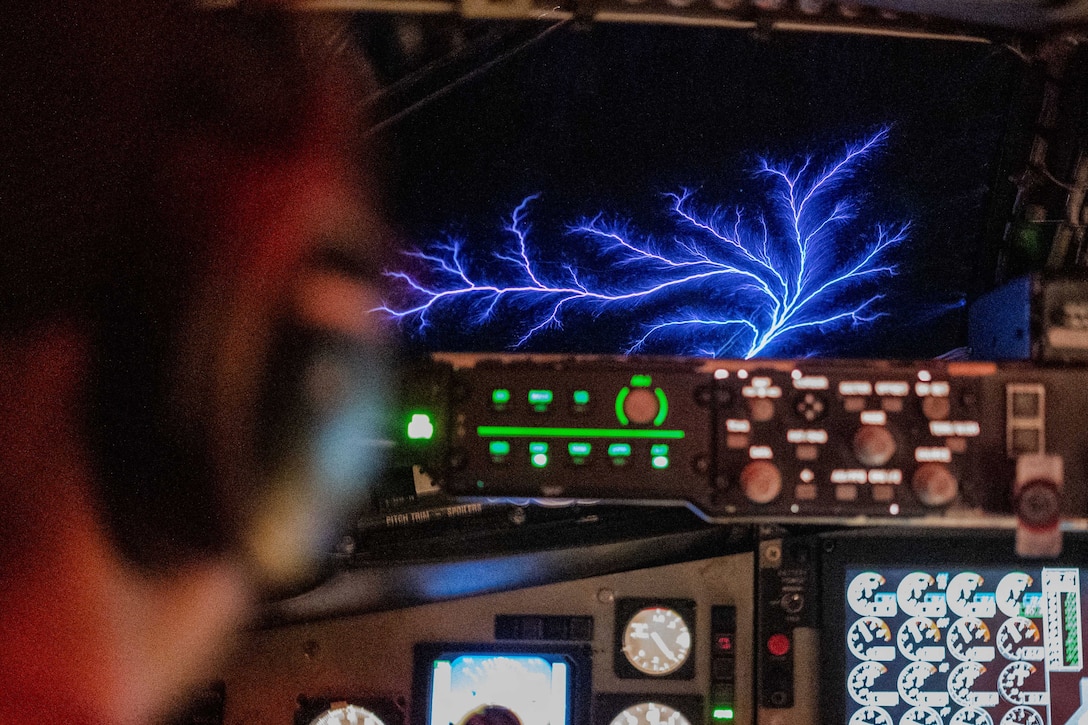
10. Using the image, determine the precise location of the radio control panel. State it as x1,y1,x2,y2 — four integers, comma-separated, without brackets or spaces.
408,355,1088,528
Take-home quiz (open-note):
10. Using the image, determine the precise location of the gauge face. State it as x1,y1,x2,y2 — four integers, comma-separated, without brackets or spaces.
947,662,998,708
848,662,897,707
950,708,993,725
998,661,1048,706
996,573,1034,618
999,706,1044,725
310,705,386,725
996,618,1044,661
850,573,898,617
947,573,996,619
897,617,944,662
848,706,894,725
849,617,896,661
622,606,692,676
898,573,947,618
947,618,995,663
897,661,948,708
900,706,943,725
608,702,691,725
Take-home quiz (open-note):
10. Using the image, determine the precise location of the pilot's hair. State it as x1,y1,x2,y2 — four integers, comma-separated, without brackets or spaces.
0,3,372,572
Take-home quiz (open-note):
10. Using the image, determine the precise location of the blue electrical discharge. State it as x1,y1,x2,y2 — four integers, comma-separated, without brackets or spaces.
379,128,910,359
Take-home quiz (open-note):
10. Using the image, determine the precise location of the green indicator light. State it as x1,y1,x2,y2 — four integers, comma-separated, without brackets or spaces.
651,444,669,455
712,709,735,721
653,388,669,426
616,387,631,425
568,442,592,456
652,455,670,469
489,441,511,456
573,390,590,405
478,426,685,440
609,443,632,457
492,388,511,405
631,374,652,388
528,389,554,405
531,453,548,468
529,442,549,454
407,413,435,440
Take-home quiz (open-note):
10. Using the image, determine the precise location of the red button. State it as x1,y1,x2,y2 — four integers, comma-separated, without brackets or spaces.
767,633,791,657
716,635,734,652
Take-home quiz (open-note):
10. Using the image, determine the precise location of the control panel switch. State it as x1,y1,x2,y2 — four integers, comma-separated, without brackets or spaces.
1014,454,1063,558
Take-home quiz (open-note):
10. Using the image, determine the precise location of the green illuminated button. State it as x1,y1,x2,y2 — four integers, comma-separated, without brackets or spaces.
492,388,511,406
651,444,670,456
489,441,511,457
528,389,553,404
652,455,670,470
712,708,735,721
407,413,434,440
568,442,592,457
573,390,590,406
530,441,549,468
609,443,631,457
631,374,653,388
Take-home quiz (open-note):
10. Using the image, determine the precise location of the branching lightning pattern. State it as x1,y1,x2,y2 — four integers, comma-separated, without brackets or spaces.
379,129,910,359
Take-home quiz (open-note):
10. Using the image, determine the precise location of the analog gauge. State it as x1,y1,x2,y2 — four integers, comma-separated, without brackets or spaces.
996,618,1044,661
897,662,948,708
947,573,996,619
997,661,1048,706
897,617,945,662
999,706,1044,725
849,617,896,661
310,704,386,725
848,662,899,707
850,573,898,617
947,618,995,663
622,606,692,676
608,702,691,725
849,706,894,725
899,573,947,618
949,708,993,725
900,706,943,725
996,573,1034,618
947,662,998,708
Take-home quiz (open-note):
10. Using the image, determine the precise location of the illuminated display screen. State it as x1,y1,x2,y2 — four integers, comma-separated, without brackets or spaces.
844,567,1088,725
369,21,1029,359
424,653,572,725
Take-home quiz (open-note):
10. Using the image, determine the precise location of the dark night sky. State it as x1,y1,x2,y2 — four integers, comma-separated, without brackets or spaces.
373,22,1027,359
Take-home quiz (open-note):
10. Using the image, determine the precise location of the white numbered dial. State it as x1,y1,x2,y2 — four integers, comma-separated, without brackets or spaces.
310,704,386,725
622,606,692,676
609,702,691,725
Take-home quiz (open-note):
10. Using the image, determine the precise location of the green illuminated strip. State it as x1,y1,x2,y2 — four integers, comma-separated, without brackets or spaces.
478,426,685,439
712,708,735,721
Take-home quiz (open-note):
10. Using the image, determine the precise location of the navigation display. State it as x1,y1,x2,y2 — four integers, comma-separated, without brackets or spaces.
844,567,1088,725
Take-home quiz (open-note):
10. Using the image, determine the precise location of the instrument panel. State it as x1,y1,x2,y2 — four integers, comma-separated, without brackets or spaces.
212,543,759,725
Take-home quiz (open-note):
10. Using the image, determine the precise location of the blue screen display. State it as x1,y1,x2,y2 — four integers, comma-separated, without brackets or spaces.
428,654,570,725
845,566,1088,725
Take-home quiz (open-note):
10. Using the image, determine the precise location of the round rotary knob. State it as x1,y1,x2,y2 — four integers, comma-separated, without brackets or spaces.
740,461,782,504
853,426,896,467
911,463,959,507
623,388,660,425
1015,479,1061,531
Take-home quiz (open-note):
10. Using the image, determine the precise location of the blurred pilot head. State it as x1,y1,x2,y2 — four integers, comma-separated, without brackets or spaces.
0,2,390,722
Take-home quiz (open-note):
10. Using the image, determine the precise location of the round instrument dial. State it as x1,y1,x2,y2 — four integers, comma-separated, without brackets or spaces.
310,704,386,725
622,606,693,676
609,702,691,725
